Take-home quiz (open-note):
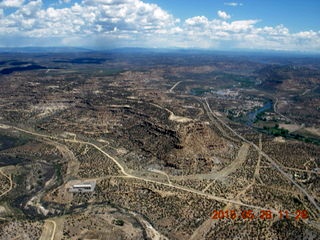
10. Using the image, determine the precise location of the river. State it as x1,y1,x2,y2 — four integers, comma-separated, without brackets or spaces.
246,100,273,126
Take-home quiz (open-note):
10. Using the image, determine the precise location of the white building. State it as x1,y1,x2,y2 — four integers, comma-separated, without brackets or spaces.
68,182,96,193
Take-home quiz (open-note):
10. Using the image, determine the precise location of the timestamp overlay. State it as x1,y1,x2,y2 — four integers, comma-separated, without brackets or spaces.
211,209,309,221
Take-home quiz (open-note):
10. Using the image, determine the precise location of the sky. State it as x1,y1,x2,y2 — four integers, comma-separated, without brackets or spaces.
0,0,319,52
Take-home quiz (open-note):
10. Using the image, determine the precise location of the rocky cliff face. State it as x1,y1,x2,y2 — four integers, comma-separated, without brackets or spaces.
165,122,236,174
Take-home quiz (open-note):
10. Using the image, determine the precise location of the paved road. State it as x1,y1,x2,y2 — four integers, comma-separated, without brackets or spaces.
169,81,182,92
4,122,319,224
6,124,286,212
204,98,320,213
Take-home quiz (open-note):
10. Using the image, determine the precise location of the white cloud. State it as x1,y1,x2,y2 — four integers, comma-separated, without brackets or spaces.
185,16,209,26
0,0,176,38
0,0,24,8
227,20,258,32
224,2,243,7
0,0,319,52
181,16,320,51
59,0,71,4
217,10,231,20
20,0,42,16
295,30,317,38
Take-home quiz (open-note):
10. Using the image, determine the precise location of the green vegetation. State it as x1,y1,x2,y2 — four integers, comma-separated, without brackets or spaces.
190,88,210,96
54,163,63,185
95,68,124,76
255,112,267,122
0,201,26,220
112,219,124,226
0,133,29,151
218,73,256,88
262,124,320,145
263,124,289,136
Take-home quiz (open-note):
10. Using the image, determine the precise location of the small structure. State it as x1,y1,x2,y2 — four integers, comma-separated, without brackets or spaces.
68,181,96,193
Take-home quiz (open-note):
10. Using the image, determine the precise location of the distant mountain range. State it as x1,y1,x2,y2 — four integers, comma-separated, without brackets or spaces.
0,47,93,53
0,47,207,54
0,47,319,57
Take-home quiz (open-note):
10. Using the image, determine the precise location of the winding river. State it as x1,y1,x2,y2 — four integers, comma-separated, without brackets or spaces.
246,100,273,126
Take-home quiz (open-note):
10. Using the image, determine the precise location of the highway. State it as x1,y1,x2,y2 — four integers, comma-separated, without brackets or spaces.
1,119,318,229
4,124,294,213
204,97,320,213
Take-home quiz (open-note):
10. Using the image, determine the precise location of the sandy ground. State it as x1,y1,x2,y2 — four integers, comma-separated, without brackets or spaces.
279,123,302,132
273,136,286,143
168,112,193,123
40,220,56,240
280,124,320,137
0,124,10,129
304,127,320,137
32,103,69,118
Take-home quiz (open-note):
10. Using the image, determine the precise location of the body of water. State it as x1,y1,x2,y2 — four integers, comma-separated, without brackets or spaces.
246,100,273,126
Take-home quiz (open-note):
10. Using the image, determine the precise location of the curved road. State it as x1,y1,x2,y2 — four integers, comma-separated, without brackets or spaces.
40,220,56,240
4,124,293,213
0,168,13,198
204,98,320,213
2,122,318,228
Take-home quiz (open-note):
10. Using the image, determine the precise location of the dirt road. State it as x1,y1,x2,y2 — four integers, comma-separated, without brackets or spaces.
0,168,13,198
40,220,56,240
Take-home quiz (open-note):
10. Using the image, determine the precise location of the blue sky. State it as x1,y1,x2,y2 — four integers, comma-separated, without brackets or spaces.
145,0,320,32
0,0,319,52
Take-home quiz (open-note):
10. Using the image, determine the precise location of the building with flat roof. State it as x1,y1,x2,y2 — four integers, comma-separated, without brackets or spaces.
68,181,96,193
